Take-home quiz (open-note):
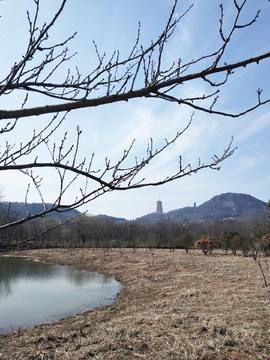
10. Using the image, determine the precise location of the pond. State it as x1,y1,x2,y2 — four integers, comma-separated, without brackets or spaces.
0,256,122,334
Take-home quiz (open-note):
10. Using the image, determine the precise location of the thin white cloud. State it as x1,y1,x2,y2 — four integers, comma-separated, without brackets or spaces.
1,1,269,220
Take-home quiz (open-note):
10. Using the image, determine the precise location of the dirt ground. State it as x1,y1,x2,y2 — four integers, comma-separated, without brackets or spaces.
0,248,269,360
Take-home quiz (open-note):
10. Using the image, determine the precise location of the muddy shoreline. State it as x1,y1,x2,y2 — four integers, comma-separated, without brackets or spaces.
0,248,269,359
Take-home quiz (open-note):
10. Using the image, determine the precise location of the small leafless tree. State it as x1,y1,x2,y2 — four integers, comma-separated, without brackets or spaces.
0,0,270,236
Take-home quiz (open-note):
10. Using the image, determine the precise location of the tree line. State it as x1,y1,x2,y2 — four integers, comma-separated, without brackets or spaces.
1,205,269,257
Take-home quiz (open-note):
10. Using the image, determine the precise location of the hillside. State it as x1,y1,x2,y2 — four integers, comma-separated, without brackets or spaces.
96,214,127,224
0,202,80,222
136,193,267,224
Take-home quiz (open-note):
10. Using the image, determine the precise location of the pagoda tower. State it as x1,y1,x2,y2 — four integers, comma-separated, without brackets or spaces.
156,200,163,213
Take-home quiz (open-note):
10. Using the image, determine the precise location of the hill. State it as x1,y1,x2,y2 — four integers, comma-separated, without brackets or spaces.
1,193,267,225
96,214,128,224
136,193,267,224
0,202,80,222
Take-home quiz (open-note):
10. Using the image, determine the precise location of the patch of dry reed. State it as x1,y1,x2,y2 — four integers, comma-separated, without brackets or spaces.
0,248,269,359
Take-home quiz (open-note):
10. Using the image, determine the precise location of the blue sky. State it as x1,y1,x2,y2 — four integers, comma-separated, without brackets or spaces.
0,0,269,220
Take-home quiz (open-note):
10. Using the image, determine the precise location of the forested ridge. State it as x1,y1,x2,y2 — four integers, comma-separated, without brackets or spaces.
1,193,266,224
1,193,269,256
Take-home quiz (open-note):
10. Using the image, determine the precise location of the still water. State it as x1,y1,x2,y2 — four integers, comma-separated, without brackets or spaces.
0,257,122,334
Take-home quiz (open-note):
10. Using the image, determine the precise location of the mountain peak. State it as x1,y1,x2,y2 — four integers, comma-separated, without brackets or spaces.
136,193,267,224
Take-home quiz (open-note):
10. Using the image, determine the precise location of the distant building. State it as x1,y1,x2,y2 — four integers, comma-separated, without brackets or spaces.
156,200,163,213
194,202,196,208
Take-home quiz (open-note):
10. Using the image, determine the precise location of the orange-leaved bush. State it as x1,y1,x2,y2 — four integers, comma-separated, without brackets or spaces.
195,236,216,255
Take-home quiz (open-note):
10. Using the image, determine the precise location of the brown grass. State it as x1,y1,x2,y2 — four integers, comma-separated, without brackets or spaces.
0,248,269,360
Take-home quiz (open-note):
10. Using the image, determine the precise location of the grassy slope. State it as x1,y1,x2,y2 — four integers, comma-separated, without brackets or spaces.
0,248,269,360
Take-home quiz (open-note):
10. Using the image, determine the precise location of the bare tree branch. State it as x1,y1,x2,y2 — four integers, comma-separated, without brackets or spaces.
0,0,269,232
1,52,269,120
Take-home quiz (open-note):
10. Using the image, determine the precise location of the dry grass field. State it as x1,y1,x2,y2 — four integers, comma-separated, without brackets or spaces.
0,248,269,360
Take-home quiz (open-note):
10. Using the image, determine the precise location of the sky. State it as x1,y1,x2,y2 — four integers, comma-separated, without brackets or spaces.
0,0,269,220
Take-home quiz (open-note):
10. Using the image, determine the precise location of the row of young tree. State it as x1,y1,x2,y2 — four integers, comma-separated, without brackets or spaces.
1,207,269,258
194,232,270,257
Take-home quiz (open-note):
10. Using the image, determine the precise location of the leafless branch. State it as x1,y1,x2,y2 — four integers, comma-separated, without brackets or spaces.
0,0,268,232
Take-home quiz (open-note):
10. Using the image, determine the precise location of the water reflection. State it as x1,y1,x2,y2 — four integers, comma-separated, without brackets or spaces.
0,257,122,334
1,257,57,296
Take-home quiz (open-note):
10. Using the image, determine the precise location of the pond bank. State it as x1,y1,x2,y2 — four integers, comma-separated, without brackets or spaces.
0,248,269,359
0,256,122,334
